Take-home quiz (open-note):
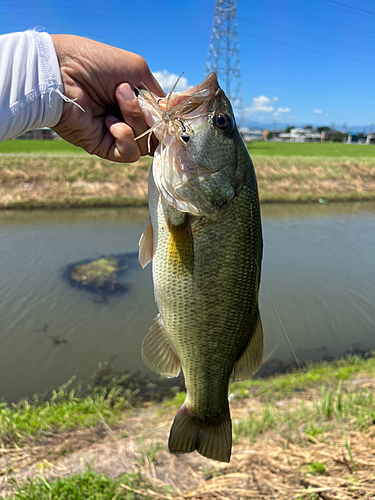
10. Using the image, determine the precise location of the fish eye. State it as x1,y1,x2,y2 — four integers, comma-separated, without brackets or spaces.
214,113,231,131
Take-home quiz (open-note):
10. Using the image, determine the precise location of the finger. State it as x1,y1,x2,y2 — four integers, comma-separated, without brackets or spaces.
115,83,150,156
139,70,165,97
105,115,141,163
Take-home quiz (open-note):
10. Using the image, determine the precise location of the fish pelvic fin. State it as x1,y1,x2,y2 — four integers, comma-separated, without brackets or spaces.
233,306,263,381
141,314,181,377
138,217,154,269
168,403,232,463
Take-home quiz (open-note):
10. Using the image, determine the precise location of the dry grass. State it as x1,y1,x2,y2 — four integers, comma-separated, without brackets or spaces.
0,156,152,208
1,376,375,499
1,155,375,208
254,156,375,203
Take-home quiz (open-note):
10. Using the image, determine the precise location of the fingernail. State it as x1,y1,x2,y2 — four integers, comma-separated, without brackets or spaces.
119,83,135,102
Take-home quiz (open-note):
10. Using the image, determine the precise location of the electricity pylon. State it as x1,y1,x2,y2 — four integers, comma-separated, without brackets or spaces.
205,0,244,122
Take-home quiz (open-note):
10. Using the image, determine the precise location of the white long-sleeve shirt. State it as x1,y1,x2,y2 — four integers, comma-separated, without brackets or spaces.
0,30,63,142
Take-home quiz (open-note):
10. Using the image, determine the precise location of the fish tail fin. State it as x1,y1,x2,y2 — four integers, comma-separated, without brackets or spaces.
168,404,232,463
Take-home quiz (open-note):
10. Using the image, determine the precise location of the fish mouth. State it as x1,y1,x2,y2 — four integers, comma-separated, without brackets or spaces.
157,72,219,115
137,72,222,216
135,72,220,147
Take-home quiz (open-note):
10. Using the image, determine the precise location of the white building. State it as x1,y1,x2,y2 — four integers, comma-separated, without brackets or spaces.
239,127,263,141
278,128,321,142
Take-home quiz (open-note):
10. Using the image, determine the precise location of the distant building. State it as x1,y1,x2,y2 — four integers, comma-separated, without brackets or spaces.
366,133,375,145
278,128,321,142
239,127,263,141
267,129,285,141
347,133,367,144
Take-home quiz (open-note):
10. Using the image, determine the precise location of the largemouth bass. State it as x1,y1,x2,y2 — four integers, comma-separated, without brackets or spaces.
137,73,263,463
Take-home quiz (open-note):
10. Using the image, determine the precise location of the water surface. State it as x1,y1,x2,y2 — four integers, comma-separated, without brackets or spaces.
0,202,374,401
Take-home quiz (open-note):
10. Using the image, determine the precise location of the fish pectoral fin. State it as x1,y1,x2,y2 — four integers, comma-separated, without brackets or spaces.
138,217,154,269
233,307,263,381
141,314,181,377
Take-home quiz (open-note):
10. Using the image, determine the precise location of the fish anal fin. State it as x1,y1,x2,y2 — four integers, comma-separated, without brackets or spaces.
138,217,154,269
141,314,181,377
233,307,263,381
168,402,232,463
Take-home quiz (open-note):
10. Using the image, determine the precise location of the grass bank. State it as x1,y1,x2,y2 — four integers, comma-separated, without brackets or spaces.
1,356,375,498
1,141,375,208
2,139,375,158
248,141,375,158
0,140,85,155
0,155,151,209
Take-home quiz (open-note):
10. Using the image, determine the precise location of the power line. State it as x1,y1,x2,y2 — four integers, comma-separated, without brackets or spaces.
308,0,375,19
239,30,375,68
238,0,375,40
237,16,375,56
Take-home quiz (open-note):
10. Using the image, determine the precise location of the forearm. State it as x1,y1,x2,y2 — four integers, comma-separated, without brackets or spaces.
0,30,63,142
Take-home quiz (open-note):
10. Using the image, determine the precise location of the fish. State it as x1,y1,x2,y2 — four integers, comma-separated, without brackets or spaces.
136,72,263,463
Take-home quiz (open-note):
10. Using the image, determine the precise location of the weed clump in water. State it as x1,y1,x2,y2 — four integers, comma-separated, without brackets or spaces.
63,253,138,298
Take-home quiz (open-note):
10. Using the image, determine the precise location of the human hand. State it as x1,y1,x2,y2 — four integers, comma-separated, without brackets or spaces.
51,35,164,162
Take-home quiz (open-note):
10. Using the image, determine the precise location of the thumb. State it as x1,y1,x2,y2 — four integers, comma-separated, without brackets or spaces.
115,83,151,156
105,115,141,162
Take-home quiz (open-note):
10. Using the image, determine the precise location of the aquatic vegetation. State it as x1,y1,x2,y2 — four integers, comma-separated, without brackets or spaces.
63,253,138,297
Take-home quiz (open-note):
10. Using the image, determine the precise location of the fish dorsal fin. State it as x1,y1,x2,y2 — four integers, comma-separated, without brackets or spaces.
141,314,181,377
232,307,263,381
138,217,154,269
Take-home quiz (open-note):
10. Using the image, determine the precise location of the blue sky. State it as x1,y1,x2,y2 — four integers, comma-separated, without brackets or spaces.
1,0,374,130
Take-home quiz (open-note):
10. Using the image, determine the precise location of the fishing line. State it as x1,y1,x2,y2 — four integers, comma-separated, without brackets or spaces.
254,257,303,374
228,200,303,373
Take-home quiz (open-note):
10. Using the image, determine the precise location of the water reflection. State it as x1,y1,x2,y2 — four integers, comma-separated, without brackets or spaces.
0,203,374,402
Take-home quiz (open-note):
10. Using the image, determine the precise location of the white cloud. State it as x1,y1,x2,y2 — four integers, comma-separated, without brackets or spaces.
246,95,279,114
274,107,291,115
152,70,189,93
313,109,323,114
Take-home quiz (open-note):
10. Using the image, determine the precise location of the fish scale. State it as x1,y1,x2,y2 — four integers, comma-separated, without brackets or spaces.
137,72,263,462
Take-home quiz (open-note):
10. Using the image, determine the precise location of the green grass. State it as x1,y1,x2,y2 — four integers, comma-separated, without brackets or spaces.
0,139,86,155
248,141,375,157
164,357,375,409
228,355,375,401
0,378,133,445
1,139,375,158
2,356,375,447
232,382,375,446
10,470,155,500
306,461,327,475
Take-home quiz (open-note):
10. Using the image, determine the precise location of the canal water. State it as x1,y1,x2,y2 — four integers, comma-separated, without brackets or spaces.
0,202,374,402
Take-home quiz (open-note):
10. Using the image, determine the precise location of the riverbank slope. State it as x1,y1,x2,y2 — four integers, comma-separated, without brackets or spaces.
1,141,375,208
1,356,375,499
